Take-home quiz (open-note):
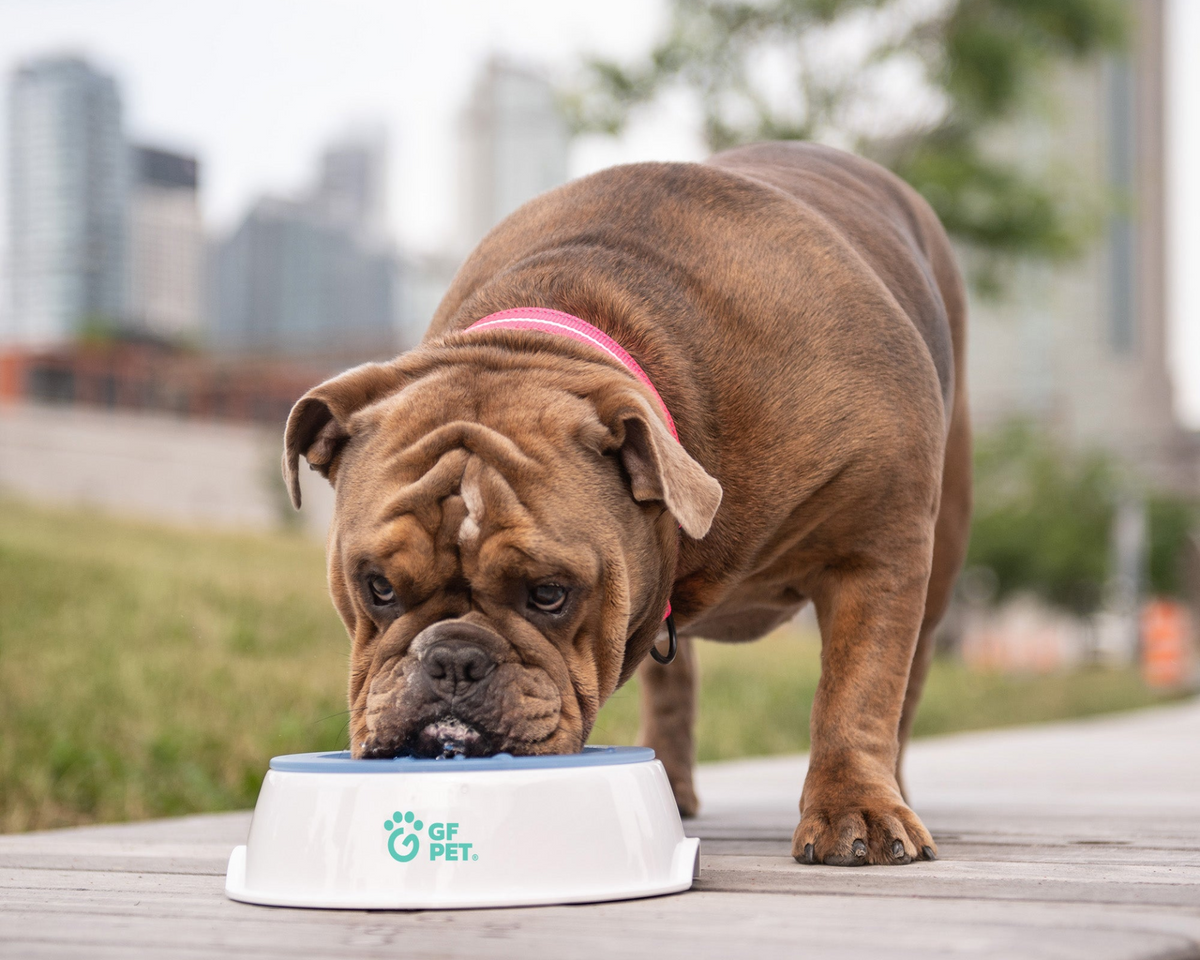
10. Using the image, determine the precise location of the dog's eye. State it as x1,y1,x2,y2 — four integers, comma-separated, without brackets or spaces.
528,583,568,613
366,575,396,606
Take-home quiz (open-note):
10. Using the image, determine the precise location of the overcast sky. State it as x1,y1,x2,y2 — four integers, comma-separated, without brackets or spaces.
0,0,1196,427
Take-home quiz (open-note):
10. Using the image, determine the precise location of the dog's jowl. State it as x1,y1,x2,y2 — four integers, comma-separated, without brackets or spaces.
283,141,971,867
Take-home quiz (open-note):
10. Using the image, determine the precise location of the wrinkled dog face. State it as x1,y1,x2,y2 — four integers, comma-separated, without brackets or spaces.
283,353,721,759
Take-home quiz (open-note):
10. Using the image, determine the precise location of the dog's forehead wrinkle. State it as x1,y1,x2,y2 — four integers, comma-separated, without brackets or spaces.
399,419,540,479
373,448,468,525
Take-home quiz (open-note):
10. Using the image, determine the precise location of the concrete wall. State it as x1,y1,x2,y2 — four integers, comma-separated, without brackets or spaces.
0,402,334,539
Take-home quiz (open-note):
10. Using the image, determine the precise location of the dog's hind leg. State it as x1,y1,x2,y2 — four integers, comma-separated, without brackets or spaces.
896,421,972,795
897,320,973,800
896,619,938,804
895,450,970,797
637,634,700,817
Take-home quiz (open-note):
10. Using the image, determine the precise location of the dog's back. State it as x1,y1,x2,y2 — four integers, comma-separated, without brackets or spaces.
707,141,965,418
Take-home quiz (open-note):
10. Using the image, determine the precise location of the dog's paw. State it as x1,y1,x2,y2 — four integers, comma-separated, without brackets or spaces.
791,793,936,866
669,776,700,819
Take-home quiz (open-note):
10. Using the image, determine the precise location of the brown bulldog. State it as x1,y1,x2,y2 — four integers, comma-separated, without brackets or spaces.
283,141,971,867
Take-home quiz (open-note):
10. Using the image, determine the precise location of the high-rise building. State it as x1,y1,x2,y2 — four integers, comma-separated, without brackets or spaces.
211,130,404,359
967,0,1198,491
460,57,569,250
211,196,397,359
6,56,126,345
127,145,203,339
313,131,389,240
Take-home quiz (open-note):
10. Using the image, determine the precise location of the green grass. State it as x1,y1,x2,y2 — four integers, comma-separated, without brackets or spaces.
0,497,1177,833
0,498,350,833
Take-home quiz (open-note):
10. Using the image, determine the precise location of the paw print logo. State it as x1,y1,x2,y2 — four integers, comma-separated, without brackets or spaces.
383,810,424,863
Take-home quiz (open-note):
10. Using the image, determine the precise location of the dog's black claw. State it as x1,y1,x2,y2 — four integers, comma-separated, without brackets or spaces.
852,839,867,860
804,843,815,864
922,845,937,861
891,839,905,859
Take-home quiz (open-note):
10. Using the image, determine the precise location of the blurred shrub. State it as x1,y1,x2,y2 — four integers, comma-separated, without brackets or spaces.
967,421,1198,614
1146,496,1198,598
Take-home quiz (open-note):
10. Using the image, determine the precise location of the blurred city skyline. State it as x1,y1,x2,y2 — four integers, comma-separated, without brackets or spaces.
0,0,1197,427
0,1,698,252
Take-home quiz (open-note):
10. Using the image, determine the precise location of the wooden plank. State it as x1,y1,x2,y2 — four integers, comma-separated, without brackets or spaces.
0,855,225,875
0,812,252,848
4,850,1200,913
2,880,1197,933
697,838,1200,866
1,891,1199,960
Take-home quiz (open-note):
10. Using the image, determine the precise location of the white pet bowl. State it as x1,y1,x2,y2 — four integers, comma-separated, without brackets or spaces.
225,746,699,910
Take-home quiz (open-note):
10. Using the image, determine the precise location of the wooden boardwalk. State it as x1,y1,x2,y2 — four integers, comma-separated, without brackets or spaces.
2,700,1198,959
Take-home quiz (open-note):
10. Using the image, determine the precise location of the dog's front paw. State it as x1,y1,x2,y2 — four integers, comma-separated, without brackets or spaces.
791,775,936,866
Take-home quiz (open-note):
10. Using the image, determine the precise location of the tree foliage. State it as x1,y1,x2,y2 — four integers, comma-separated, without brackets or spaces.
567,0,1128,278
967,422,1198,616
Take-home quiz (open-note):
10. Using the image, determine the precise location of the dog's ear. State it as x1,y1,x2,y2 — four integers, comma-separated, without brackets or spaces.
597,391,722,539
282,361,408,509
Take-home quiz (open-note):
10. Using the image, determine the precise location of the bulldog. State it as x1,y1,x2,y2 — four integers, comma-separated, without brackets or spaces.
283,141,971,867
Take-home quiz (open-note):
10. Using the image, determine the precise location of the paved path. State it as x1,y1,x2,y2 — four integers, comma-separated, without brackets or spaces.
1,701,1198,959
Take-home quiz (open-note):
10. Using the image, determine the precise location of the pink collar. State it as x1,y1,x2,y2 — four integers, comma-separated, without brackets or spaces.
462,306,678,631
462,307,678,442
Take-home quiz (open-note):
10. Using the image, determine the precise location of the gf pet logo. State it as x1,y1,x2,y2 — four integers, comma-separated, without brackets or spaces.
383,810,478,863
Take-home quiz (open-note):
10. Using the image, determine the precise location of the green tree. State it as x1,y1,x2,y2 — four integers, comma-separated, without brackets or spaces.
1146,496,1198,599
567,0,1128,282
967,422,1198,615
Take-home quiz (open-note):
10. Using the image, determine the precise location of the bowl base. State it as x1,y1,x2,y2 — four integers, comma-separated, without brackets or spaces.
225,839,700,910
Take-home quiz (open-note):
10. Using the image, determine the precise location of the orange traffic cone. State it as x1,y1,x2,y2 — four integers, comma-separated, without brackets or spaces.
1140,599,1193,689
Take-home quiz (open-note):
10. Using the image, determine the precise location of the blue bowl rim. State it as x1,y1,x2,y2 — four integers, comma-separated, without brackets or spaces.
269,745,656,774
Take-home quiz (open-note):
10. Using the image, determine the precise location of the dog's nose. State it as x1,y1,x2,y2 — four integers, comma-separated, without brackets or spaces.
420,640,497,696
